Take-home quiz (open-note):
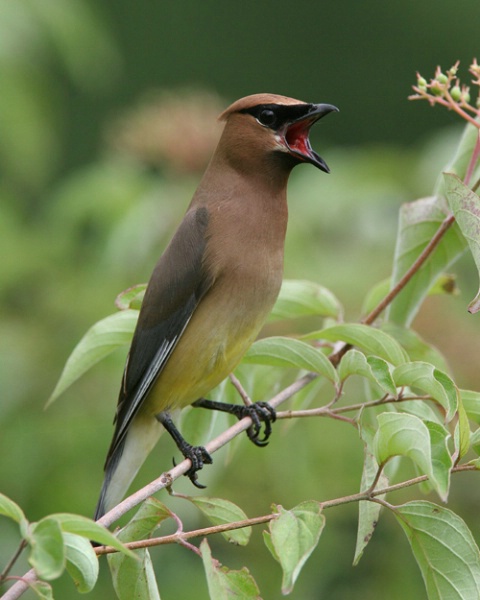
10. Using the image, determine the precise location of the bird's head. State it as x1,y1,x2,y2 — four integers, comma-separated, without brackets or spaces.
218,93,338,174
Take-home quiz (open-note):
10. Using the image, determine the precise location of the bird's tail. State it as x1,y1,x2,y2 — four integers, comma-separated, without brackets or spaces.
94,415,163,521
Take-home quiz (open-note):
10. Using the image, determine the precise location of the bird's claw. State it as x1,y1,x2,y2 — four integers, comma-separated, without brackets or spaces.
173,444,213,488
240,402,277,447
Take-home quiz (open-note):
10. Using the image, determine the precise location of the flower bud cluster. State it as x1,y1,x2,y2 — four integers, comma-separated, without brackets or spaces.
410,60,480,124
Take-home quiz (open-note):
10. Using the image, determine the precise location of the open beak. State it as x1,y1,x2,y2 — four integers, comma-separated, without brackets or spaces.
282,103,338,173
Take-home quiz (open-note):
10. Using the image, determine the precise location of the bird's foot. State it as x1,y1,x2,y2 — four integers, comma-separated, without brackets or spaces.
158,411,213,488
192,399,276,447
176,443,213,488
233,402,277,446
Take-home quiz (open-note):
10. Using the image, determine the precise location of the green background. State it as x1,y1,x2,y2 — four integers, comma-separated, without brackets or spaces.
1,1,480,598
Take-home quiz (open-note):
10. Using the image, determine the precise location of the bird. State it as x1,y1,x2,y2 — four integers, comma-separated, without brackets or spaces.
94,93,338,520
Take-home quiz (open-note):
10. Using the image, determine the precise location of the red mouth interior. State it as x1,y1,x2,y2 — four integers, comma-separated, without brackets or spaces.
285,120,313,157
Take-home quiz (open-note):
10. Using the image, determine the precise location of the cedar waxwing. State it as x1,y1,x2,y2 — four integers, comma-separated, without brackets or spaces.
94,93,338,520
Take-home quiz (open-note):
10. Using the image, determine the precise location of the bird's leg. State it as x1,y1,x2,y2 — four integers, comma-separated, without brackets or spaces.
156,412,212,488
192,398,276,447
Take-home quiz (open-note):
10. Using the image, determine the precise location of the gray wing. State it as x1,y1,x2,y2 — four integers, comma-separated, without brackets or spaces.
104,206,212,465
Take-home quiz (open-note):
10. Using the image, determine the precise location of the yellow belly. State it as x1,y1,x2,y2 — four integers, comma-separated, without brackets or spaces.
141,283,276,417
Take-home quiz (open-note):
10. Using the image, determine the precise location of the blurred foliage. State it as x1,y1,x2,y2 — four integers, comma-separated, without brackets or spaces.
2,1,480,599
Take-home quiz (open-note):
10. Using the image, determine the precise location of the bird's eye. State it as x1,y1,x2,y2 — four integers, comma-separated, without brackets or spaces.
257,109,277,128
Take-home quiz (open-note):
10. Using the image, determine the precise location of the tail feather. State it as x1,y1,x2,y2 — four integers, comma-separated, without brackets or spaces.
94,415,163,520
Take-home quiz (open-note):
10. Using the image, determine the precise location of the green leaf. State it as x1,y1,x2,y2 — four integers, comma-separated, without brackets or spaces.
28,517,65,580
374,412,432,480
109,548,160,600
470,428,480,456
441,120,480,185
264,501,325,594
363,274,458,319
0,492,28,532
47,310,138,406
353,448,389,565
374,413,451,501
242,336,338,384
338,349,397,397
29,580,54,600
381,323,449,372
394,500,480,599
461,389,480,424
51,513,135,558
362,278,391,316
188,496,251,546
386,196,466,327
444,172,480,312
108,498,173,600
63,532,99,593
115,284,147,311
455,394,471,461
425,421,452,501
392,362,458,421
200,539,261,600
269,279,342,321
304,323,408,366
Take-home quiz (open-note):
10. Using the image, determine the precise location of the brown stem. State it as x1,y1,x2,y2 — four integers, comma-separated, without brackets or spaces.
93,464,477,556
0,541,27,584
361,213,456,326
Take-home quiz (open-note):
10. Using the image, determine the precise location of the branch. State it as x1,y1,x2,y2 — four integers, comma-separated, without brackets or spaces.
361,213,456,326
94,464,477,556
97,371,319,528
0,210,462,600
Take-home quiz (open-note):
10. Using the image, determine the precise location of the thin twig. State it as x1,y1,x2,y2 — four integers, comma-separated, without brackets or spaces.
361,213,456,326
0,542,26,584
92,464,477,556
95,514,277,555
229,373,252,406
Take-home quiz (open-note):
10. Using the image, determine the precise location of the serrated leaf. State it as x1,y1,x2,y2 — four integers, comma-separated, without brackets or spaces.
444,172,480,312
63,532,99,593
353,449,388,566
28,518,65,580
305,323,408,366
188,496,251,545
461,389,480,424
394,500,480,600
338,349,397,397
392,362,458,421
200,539,261,600
242,336,338,384
386,196,466,327
264,501,325,594
51,513,136,558
47,310,138,406
269,279,341,321
108,499,171,600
